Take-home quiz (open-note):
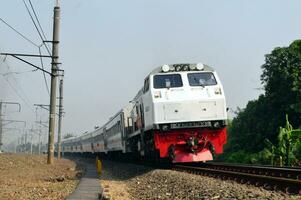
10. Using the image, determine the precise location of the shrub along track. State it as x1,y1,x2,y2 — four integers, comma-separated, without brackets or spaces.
172,162,301,194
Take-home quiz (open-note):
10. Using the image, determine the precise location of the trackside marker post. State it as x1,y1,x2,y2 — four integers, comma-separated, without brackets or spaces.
96,156,102,175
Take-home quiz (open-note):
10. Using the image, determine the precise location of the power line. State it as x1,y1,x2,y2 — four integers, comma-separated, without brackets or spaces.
0,17,39,47
0,60,36,114
1,1,53,97
38,47,50,95
3,77,35,114
28,0,48,44
0,69,36,76
27,0,52,56
21,0,51,96
22,0,51,55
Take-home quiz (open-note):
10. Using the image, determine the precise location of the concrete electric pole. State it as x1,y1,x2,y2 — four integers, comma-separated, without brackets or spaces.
47,1,61,164
0,102,3,153
0,101,21,152
57,78,64,159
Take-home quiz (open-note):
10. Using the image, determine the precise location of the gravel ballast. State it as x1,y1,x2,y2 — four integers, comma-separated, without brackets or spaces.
0,153,81,200
100,160,301,200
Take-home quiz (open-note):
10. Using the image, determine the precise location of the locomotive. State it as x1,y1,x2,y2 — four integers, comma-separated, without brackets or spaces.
62,63,227,163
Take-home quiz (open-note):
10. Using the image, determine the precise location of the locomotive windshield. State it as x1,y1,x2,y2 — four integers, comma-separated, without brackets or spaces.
188,72,217,86
153,74,183,89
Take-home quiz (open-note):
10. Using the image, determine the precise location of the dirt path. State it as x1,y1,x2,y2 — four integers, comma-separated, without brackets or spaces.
0,153,82,200
100,162,132,200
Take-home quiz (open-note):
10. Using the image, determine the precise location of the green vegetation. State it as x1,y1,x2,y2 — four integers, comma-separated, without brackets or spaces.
264,115,301,166
220,40,301,166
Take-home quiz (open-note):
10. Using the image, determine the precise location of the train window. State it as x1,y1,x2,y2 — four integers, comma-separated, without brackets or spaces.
117,121,121,132
187,72,217,86
143,77,149,93
153,74,183,89
128,117,133,128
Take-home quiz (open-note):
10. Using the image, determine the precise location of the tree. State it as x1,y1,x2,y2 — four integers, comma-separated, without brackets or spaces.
224,40,301,164
226,95,269,153
261,40,301,135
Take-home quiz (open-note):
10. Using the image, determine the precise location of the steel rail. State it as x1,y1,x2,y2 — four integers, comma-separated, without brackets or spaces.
173,164,301,194
191,162,301,179
204,162,301,171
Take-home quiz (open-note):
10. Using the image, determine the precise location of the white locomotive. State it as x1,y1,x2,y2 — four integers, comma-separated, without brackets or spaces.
62,63,227,163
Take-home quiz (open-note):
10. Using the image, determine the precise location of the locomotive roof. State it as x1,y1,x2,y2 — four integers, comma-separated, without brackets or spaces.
130,63,215,103
148,63,214,76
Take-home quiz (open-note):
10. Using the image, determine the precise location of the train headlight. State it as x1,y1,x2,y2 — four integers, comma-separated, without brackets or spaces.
160,124,170,131
214,87,222,95
189,65,196,70
154,91,162,98
162,65,170,72
213,121,221,128
175,65,182,71
196,63,204,70
182,65,189,71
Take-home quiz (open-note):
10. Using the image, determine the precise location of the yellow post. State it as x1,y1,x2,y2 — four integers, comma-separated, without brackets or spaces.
96,156,102,175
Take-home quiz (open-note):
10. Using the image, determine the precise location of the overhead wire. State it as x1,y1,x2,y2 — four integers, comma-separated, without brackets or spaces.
3,77,35,115
0,1,57,119
0,58,36,115
22,0,47,51
38,46,50,95
2,72,34,111
0,17,39,47
27,0,52,56
21,0,51,96
0,69,37,76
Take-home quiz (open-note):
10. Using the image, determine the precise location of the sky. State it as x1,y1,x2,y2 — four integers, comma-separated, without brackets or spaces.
0,0,301,149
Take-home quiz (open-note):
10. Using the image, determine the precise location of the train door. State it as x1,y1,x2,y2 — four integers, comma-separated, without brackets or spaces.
139,103,145,132
142,76,153,130
91,139,94,153
127,117,134,134
137,100,146,156
120,113,127,153
103,128,108,152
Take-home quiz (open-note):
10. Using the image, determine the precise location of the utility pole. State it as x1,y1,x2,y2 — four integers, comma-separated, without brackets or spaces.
22,133,25,152
25,131,28,153
35,106,44,154
20,135,23,152
29,133,33,154
17,137,20,153
0,102,3,152
57,78,63,159
35,119,48,153
38,127,41,154
3,128,22,153
47,1,61,164
0,1,62,160
29,127,34,154
0,101,21,152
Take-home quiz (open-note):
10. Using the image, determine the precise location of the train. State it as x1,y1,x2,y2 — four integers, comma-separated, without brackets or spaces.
62,63,227,163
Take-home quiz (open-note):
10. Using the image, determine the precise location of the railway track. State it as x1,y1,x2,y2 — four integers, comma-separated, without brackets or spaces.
96,157,301,194
172,162,301,194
